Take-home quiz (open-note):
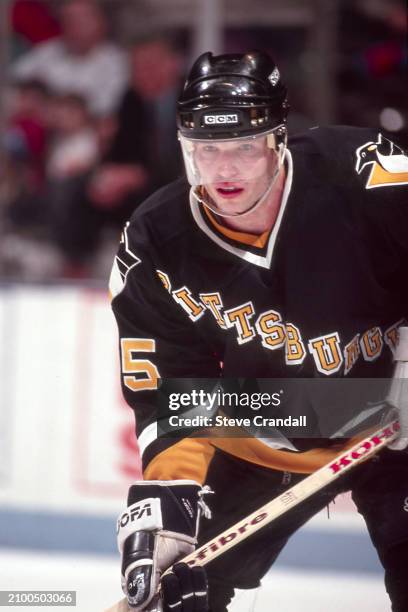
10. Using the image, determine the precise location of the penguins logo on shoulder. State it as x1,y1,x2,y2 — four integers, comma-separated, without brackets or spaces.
355,133,408,189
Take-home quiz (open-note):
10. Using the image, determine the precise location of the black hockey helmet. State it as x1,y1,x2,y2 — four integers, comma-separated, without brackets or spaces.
177,50,289,140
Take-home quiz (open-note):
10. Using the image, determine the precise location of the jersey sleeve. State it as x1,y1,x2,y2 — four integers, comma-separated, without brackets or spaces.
110,221,221,482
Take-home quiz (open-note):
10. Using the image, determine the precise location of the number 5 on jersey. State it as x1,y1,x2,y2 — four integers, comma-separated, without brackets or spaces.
120,339,160,391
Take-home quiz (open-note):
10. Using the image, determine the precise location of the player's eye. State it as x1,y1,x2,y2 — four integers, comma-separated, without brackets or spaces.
238,142,261,158
197,144,220,160
240,143,255,151
202,145,218,154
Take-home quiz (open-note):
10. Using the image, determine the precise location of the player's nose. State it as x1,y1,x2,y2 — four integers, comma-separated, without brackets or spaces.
215,152,240,178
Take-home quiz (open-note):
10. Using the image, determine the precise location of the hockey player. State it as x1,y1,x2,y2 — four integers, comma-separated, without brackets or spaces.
110,51,408,611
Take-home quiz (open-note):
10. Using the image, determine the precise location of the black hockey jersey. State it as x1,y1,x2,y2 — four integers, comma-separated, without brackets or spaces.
110,126,408,481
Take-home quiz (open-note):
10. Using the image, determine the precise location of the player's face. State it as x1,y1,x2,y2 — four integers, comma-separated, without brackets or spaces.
193,136,279,215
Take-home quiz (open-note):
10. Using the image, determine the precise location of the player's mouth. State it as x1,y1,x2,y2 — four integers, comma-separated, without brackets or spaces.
215,183,244,198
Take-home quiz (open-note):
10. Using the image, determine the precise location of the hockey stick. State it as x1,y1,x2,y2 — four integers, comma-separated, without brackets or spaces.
107,327,408,611
105,417,399,612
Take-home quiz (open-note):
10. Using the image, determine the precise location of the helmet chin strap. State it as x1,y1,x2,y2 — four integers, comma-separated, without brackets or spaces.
193,146,286,219
193,161,282,219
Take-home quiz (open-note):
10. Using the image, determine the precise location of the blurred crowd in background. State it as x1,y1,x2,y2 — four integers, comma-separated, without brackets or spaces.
0,0,406,282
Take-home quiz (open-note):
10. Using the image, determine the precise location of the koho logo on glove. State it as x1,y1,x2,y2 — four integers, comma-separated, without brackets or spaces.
117,502,152,533
117,497,163,550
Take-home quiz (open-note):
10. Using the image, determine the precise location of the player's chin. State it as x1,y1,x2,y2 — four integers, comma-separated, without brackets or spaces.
213,199,253,216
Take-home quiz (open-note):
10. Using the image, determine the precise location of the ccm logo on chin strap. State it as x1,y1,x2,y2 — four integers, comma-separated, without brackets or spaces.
203,114,239,125
329,422,400,474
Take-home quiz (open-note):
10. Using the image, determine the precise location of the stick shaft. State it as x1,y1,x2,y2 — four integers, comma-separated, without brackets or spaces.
170,419,399,569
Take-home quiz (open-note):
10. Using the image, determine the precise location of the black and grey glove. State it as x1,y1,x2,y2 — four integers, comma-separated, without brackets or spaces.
160,562,208,611
117,480,211,610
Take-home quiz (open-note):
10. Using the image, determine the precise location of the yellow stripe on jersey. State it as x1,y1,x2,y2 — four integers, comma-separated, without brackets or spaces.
143,438,216,484
203,205,270,248
143,432,373,482
210,436,363,474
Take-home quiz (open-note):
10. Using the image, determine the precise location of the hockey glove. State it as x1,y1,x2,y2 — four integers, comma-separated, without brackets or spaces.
161,562,209,611
117,480,211,610
388,327,408,451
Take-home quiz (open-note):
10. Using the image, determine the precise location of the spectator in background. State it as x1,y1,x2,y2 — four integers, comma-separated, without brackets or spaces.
2,86,100,280
339,0,407,133
47,34,185,276
4,79,50,229
47,93,99,180
12,0,128,118
12,0,61,46
5,79,49,184
89,35,184,213
44,93,100,277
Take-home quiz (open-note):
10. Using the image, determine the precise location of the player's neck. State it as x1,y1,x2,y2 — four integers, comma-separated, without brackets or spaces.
222,165,286,235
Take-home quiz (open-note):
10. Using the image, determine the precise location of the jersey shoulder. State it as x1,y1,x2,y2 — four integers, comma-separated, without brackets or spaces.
126,176,192,250
110,178,191,300
289,125,408,190
289,125,380,153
